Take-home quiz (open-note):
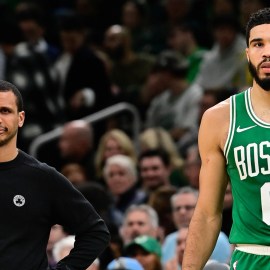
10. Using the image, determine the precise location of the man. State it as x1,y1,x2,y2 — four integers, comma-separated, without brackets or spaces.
182,146,201,189
162,187,231,265
167,21,207,83
103,154,146,216
103,24,155,132
165,226,229,270
194,14,249,91
164,225,189,270
58,120,96,180
54,14,112,121
178,89,236,158
15,3,59,61
7,4,61,152
139,149,172,195
120,204,160,245
145,50,203,144
103,24,155,99
182,7,270,270
0,80,110,269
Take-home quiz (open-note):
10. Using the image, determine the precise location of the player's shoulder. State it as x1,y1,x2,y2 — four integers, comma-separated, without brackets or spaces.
202,98,230,125
199,98,231,150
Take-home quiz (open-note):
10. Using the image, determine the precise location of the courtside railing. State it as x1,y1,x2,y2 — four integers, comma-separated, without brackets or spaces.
29,102,141,158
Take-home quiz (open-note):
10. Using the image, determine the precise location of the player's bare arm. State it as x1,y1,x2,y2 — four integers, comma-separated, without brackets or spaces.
182,100,230,270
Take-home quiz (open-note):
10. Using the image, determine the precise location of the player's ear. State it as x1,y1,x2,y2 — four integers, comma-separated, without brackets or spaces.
246,48,250,62
18,111,25,128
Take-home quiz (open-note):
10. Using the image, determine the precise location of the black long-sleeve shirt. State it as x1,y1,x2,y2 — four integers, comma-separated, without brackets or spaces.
0,150,110,270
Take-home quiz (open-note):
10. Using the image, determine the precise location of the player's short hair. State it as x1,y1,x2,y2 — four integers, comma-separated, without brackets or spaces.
246,7,270,46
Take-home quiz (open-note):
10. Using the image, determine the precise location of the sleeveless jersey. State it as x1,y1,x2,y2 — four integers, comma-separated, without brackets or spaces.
224,88,270,245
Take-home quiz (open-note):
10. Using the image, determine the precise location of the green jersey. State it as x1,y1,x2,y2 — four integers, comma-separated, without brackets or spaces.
224,88,270,245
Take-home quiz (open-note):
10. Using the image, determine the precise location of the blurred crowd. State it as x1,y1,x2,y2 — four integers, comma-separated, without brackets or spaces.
0,0,268,269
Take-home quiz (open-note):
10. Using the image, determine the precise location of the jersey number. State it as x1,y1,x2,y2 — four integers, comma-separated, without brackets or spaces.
261,183,270,225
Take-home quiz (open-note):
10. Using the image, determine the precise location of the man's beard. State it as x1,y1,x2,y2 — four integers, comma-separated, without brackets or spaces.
248,60,270,91
0,127,17,147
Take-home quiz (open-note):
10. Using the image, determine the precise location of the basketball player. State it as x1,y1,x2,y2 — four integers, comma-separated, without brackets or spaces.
182,7,270,270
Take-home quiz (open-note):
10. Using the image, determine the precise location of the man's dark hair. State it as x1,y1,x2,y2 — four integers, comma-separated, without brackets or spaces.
152,50,189,78
174,20,202,44
139,148,171,167
16,4,45,28
246,7,270,46
0,80,23,111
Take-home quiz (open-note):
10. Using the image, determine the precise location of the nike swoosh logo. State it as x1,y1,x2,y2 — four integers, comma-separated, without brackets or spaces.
236,125,257,133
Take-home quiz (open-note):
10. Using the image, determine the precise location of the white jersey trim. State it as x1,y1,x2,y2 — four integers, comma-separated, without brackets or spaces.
246,88,270,128
224,95,236,163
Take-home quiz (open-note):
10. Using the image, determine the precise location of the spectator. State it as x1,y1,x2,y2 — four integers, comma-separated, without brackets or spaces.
58,120,96,180
139,128,183,166
120,204,160,245
103,24,155,101
178,88,236,158
162,187,231,265
145,50,203,144
162,187,197,265
167,21,207,83
194,14,250,91
15,3,59,62
54,13,112,120
138,149,173,199
164,225,189,270
95,129,137,183
182,145,201,189
103,154,147,217
121,0,148,53
139,127,188,187
60,162,88,186
121,0,167,55
164,226,230,270
124,235,163,270
7,4,61,151
127,65,168,122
